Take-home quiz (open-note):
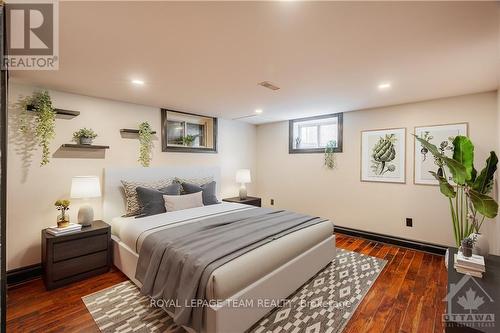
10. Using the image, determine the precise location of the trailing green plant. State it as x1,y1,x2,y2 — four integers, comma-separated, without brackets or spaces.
324,140,337,169
24,91,56,166
138,122,153,167
72,128,97,142
415,135,498,247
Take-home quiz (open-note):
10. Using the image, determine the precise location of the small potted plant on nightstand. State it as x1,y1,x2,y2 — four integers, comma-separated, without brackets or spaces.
460,235,477,258
55,199,70,228
72,128,98,145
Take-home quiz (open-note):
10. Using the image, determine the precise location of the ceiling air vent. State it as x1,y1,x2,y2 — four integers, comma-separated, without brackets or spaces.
258,81,280,91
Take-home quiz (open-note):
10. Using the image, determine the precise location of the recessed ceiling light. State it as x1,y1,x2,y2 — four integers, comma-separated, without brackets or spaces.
131,79,145,85
255,109,263,114
378,82,391,90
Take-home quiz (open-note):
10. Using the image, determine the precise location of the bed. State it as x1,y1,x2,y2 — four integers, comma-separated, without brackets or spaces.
103,166,336,333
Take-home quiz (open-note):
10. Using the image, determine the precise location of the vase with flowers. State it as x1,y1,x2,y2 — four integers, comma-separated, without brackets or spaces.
55,199,71,228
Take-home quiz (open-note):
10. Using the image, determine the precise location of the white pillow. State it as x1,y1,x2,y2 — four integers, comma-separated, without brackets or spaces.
164,191,204,212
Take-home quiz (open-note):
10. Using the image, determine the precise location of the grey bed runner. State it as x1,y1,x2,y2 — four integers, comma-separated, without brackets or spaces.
135,207,328,331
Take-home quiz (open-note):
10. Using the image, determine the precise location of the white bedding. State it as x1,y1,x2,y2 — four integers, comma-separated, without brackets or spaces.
111,202,254,253
111,202,335,301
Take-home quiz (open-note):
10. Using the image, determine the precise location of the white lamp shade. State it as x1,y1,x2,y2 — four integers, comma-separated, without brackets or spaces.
236,169,251,184
70,176,101,199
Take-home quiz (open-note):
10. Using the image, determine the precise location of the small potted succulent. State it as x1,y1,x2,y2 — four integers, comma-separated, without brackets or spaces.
461,235,476,258
55,199,71,228
73,128,97,145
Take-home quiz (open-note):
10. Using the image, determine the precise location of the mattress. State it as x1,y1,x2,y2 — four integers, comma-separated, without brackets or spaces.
110,202,334,300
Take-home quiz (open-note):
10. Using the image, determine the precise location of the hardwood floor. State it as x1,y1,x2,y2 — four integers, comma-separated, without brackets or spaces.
6,233,447,333
336,233,447,333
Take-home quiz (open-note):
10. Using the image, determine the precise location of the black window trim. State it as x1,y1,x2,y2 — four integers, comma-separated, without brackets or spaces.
288,112,343,154
161,108,218,153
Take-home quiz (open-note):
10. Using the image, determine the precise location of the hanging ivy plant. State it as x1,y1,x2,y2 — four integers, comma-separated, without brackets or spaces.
324,140,337,169
138,122,153,167
25,91,56,166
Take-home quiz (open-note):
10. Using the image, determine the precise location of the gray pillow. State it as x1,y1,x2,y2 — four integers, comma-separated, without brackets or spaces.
121,178,174,216
135,183,181,218
174,176,214,194
182,181,219,205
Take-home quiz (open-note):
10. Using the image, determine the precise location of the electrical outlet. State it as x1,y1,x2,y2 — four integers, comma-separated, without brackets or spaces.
270,199,274,206
406,218,413,227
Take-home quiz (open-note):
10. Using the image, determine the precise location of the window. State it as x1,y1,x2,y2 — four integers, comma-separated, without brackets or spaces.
289,113,343,153
161,109,217,153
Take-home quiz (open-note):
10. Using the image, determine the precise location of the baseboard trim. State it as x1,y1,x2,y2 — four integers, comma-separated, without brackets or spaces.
7,263,42,286
335,225,447,255
6,227,446,285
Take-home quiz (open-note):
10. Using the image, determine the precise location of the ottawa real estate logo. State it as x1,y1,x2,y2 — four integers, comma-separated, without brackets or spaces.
443,274,495,330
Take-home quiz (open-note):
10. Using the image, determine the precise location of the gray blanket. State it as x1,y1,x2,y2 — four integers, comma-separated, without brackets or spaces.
135,207,328,331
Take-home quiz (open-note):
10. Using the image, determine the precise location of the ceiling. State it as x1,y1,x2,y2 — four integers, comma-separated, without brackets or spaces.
11,1,500,124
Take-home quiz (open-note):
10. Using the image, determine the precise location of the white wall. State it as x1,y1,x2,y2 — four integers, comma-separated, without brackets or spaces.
256,92,498,250
497,89,500,255
7,85,500,269
7,83,257,270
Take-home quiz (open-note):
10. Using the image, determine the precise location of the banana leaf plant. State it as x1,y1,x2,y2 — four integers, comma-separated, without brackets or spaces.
415,135,498,247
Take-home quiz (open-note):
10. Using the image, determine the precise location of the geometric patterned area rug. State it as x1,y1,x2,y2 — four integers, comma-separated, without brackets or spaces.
82,249,386,333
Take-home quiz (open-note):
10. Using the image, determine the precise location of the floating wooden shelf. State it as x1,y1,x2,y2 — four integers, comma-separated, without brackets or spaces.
61,144,109,149
27,105,80,118
120,129,157,134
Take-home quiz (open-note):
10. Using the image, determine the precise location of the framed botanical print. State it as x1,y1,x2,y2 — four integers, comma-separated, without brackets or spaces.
414,123,468,185
361,128,406,183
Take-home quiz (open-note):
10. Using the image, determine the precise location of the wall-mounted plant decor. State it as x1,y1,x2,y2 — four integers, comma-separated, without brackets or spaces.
138,121,153,167
22,90,56,166
72,128,98,145
324,140,336,169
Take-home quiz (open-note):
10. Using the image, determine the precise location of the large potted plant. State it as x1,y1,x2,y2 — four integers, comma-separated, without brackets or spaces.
416,135,498,256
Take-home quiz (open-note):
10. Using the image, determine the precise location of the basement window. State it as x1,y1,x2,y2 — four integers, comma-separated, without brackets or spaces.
289,113,343,153
161,109,217,153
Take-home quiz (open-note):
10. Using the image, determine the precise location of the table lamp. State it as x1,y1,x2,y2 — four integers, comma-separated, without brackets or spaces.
71,176,101,227
236,169,251,200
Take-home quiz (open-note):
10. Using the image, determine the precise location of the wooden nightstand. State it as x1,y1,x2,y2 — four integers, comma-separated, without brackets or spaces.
222,196,262,207
41,220,112,290
445,248,500,333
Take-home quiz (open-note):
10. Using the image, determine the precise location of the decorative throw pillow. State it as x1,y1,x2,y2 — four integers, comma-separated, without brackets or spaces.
135,183,182,218
182,181,219,205
174,176,214,194
121,178,174,216
164,191,204,212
